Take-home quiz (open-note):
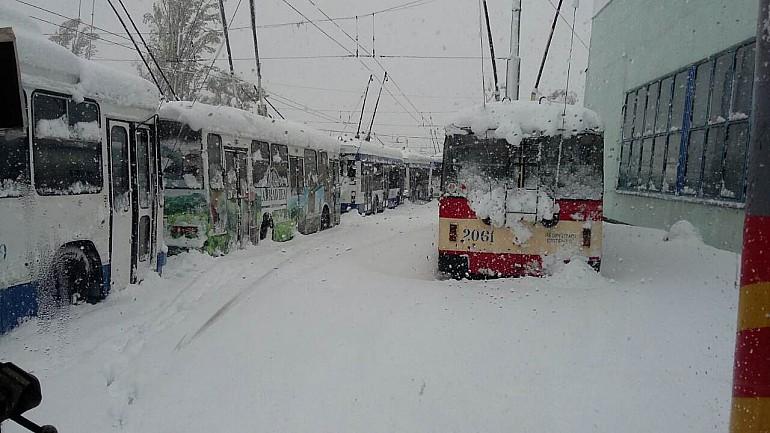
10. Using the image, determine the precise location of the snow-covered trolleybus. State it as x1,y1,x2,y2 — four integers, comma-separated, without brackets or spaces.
0,10,164,333
340,139,404,214
402,150,432,202
158,101,341,255
438,101,604,278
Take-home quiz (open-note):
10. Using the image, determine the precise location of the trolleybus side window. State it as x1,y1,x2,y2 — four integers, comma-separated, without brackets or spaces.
159,121,203,189
318,151,329,185
304,149,318,187
136,129,151,209
32,92,102,196
289,156,304,195
110,125,129,210
207,133,223,190
270,143,289,187
0,127,28,198
138,215,150,262
251,141,270,186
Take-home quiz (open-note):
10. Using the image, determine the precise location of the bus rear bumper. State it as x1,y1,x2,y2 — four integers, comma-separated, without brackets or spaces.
439,250,601,278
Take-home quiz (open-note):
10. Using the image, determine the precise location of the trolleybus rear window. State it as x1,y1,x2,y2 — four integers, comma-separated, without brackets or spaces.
32,92,102,196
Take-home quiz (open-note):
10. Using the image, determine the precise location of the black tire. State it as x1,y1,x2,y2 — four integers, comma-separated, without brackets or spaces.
321,206,331,230
372,197,380,215
51,245,102,305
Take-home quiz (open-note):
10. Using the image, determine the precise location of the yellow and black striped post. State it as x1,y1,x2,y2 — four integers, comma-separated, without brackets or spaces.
729,1,770,431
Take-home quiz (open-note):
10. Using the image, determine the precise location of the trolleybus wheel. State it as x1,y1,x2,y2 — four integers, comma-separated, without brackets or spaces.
51,244,103,305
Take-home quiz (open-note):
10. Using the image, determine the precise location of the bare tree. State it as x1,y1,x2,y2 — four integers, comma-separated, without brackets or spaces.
49,18,99,59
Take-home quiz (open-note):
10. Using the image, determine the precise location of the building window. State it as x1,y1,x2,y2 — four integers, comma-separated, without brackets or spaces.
618,39,754,203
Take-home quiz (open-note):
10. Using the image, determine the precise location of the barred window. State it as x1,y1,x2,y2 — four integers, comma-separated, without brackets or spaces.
618,39,754,203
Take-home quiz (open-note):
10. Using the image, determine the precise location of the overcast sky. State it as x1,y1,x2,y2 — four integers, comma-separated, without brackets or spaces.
14,0,595,153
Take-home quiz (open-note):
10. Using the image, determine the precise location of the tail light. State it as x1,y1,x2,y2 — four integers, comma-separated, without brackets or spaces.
449,223,458,241
582,227,591,247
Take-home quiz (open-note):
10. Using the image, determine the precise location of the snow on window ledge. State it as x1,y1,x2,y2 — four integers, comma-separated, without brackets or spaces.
614,188,745,209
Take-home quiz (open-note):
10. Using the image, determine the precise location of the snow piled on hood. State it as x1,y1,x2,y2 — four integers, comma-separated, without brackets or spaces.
0,4,159,111
446,100,603,147
159,101,341,155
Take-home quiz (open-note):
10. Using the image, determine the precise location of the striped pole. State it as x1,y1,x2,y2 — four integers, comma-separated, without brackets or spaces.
729,1,770,431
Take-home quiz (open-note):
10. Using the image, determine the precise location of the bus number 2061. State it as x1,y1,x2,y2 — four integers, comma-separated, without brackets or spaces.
462,229,494,243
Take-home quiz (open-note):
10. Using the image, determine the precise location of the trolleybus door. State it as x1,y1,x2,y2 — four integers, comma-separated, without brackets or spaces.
224,147,249,248
108,120,156,286
133,125,156,283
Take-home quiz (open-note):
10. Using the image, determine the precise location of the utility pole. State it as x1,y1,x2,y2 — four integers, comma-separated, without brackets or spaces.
505,0,522,100
729,1,770,432
249,0,267,116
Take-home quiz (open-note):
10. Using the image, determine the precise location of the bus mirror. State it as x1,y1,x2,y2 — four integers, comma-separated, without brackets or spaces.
0,362,42,423
0,28,27,131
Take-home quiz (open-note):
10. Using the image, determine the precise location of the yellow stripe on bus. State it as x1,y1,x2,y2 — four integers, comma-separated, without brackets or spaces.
737,282,770,331
730,397,770,433
437,218,602,258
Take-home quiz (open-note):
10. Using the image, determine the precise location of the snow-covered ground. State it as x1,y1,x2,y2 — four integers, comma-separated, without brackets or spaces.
1,202,740,433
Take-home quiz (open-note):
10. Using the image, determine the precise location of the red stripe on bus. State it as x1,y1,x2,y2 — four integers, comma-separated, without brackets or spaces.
439,197,477,219
740,215,770,286
733,327,770,398
557,200,603,222
440,250,542,276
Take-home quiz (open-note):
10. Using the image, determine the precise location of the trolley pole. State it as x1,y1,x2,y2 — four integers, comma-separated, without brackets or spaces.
729,1,770,432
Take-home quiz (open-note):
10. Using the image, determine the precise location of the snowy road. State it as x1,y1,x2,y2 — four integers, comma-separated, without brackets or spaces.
1,202,740,433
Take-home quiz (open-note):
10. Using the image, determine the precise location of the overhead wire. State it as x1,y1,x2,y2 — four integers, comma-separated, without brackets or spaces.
302,0,433,130
544,0,589,50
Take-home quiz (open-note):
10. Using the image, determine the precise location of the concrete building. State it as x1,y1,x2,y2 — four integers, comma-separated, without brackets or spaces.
584,0,759,252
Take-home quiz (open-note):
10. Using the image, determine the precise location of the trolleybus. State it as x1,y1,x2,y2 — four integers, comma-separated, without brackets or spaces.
430,152,443,199
402,150,432,202
159,101,341,255
340,139,404,214
438,101,604,278
0,11,164,333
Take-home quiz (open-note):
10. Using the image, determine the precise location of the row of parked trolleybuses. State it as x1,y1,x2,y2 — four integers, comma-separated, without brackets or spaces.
0,14,604,333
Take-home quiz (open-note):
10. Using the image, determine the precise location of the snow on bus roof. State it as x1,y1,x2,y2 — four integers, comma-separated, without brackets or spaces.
339,138,403,160
446,100,603,147
0,5,159,111
159,101,341,154
402,150,432,166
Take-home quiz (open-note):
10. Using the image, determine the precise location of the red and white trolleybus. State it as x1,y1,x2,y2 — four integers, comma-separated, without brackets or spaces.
438,100,604,278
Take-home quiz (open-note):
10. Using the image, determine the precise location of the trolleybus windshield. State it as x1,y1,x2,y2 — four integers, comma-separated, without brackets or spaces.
443,132,603,200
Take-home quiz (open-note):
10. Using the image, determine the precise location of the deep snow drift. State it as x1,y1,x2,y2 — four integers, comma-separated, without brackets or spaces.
1,202,739,433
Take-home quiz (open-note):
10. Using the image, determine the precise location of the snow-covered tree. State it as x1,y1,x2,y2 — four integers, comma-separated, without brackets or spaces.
141,0,255,108
49,19,99,59
200,72,258,108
